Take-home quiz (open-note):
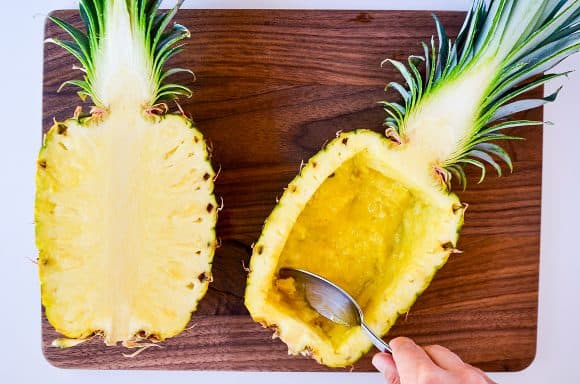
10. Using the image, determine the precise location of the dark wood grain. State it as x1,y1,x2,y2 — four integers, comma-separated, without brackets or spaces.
42,10,540,372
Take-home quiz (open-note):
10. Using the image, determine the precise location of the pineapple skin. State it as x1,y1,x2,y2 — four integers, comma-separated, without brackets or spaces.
245,130,465,367
36,113,217,345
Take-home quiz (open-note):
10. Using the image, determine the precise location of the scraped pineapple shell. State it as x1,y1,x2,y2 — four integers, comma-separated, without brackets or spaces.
245,130,465,367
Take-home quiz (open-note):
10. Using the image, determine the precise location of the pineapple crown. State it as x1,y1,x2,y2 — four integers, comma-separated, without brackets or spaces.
381,0,580,189
46,0,193,108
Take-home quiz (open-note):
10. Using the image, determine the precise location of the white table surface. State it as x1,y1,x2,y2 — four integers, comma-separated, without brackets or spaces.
1,0,579,382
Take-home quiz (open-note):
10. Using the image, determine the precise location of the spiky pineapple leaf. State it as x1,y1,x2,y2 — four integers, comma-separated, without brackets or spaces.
380,0,580,189
47,0,192,107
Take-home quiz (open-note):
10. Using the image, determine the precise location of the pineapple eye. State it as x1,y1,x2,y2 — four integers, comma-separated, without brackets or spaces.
57,123,68,135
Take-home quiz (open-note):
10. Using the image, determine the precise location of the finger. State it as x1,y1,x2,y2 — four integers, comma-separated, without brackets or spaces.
390,337,439,381
468,364,497,384
372,353,400,384
423,344,465,371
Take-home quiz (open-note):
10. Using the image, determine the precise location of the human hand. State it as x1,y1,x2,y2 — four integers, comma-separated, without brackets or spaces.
372,337,495,384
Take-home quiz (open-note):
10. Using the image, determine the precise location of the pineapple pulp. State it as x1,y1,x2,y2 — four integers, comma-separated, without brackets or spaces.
37,114,216,345
277,154,415,319
246,131,464,366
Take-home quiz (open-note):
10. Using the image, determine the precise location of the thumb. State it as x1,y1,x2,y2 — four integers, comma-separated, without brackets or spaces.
372,353,400,384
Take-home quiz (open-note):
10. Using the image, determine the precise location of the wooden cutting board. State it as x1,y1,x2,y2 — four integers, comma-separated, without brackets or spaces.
41,9,540,372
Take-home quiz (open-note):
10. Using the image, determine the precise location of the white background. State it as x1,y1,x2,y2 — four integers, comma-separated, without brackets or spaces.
1,0,579,382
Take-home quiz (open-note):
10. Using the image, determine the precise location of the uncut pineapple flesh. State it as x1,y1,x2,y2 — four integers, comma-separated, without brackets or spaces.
37,115,215,344
245,0,580,367
36,0,217,346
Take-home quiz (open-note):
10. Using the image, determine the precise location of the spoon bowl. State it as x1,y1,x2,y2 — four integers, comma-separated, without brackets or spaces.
279,268,392,354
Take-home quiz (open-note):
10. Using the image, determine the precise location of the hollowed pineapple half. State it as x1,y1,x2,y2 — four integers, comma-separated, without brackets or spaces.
246,131,464,366
36,1,217,347
245,0,580,367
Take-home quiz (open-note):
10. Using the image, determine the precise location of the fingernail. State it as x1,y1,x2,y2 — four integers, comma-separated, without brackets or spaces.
372,354,388,373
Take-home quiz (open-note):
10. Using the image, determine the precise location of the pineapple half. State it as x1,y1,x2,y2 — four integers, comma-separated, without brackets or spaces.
36,0,217,347
245,0,580,367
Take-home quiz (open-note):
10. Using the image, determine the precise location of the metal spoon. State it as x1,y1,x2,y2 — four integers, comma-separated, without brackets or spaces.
279,267,392,354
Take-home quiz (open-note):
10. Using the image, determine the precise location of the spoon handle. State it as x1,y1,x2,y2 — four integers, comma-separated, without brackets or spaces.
361,322,392,354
